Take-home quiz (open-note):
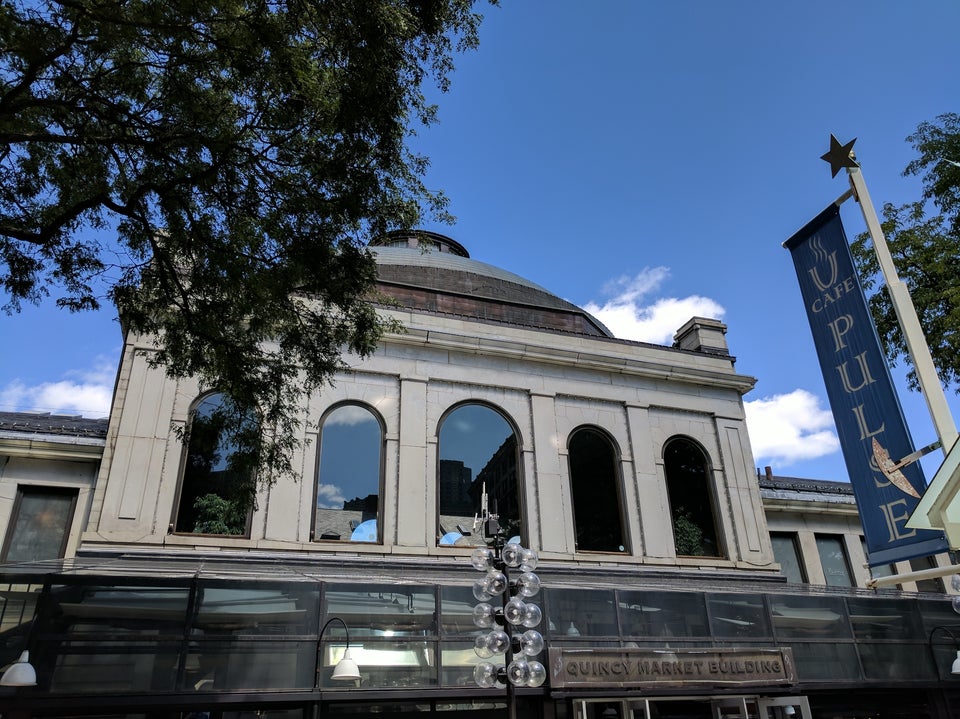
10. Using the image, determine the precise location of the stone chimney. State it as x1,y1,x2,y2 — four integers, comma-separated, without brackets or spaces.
673,317,729,356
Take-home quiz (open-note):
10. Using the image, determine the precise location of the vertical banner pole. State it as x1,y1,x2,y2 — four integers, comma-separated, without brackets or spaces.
845,165,959,454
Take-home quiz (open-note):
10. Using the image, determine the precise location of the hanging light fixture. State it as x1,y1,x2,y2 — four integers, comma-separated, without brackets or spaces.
0,651,37,687
318,616,361,682
928,625,960,676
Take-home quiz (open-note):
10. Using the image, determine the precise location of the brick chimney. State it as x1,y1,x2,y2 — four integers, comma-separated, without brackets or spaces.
673,317,729,356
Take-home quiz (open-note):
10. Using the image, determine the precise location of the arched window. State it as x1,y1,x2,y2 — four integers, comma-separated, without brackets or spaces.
174,393,258,536
314,404,384,543
663,437,722,558
568,427,626,553
437,404,520,546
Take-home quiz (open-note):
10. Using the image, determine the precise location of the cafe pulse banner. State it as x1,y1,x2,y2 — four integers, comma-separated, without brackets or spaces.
784,203,947,566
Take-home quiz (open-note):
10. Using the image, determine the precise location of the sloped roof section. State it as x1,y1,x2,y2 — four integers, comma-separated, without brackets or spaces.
370,231,613,337
0,411,109,439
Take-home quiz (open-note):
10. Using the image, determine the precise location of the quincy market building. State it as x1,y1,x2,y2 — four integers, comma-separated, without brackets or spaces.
1,232,960,719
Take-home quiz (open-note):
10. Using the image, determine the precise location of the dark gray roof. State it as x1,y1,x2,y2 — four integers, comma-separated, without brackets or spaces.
758,472,853,497
0,411,109,439
369,232,614,338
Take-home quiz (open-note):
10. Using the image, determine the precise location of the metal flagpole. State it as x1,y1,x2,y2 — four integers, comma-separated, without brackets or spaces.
824,135,959,455
820,135,960,564
844,164,959,454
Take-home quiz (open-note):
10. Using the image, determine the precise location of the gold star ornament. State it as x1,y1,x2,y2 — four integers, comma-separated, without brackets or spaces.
821,134,859,177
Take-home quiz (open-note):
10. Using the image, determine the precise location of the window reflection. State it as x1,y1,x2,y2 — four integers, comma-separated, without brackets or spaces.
706,595,771,639
546,588,617,637
663,437,722,558
1,486,77,562
769,594,848,639
815,534,853,587
568,427,626,553
175,393,258,535
437,404,520,546
618,591,709,638
770,533,806,584
315,404,384,543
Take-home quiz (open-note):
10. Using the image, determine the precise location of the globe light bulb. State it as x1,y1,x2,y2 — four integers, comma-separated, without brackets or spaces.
501,542,522,568
521,602,542,628
507,658,531,686
952,595,960,616
519,629,544,656
473,602,496,628
472,577,493,602
488,629,510,655
471,547,495,572
474,633,495,659
486,569,508,596
519,547,539,571
474,661,499,688
504,597,527,625
527,660,547,687
515,571,540,598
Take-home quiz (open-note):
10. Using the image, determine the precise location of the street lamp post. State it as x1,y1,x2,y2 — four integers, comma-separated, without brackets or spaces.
470,514,546,719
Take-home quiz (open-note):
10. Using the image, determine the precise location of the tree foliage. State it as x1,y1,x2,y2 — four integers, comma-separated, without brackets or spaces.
0,0,488,481
851,113,960,393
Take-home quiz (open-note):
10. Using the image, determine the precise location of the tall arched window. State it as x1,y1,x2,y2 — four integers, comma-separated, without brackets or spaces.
174,392,258,536
568,427,626,553
663,437,723,558
314,404,384,543
437,404,520,546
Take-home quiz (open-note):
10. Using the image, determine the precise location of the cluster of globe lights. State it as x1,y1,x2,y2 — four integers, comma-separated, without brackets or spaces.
471,540,547,689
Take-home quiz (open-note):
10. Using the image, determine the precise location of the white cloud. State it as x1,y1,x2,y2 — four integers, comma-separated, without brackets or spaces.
584,269,840,472
744,389,840,467
325,405,375,426
584,267,725,345
316,483,346,509
0,357,115,418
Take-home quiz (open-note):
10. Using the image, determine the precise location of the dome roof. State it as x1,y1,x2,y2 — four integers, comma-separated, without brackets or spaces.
369,231,612,337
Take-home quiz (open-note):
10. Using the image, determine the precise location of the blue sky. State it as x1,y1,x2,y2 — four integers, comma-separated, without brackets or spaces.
2,0,959,484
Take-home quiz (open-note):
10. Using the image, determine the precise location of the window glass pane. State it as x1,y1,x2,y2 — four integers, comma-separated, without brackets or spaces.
176,393,257,535
438,405,519,546
815,535,853,587
0,583,41,667
910,555,945,592
45,585,190,638
440,640,488,687
918,597,960,635
770,533,805,584
440,586,481,636
3,487,76,562
42,640,181,693
664,438,722,558
787,641,859,682
189,640,315,690
858,642,935,681
569,428,625,553
321,640,436,689
315,405,383,543
618,591,709,638
191,584,319,637
768,594,849,639
706,595,771,639
325,585,437,638
860,537,898,585
546,588,617,637
847,597,923,640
